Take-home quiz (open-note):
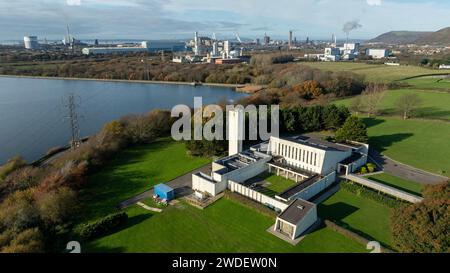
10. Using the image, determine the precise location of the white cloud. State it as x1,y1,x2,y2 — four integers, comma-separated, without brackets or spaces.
67,0,81,6
367,0,382,6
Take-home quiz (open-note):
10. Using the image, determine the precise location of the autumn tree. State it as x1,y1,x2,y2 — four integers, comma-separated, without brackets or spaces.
391,181,449,253
395,93,422,120
360,83,386,116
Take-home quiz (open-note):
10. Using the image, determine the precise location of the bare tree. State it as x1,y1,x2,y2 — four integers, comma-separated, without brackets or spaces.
361,83,386,117
396,93,422,120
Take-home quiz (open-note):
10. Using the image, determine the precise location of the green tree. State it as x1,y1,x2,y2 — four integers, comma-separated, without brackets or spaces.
335,116,368,143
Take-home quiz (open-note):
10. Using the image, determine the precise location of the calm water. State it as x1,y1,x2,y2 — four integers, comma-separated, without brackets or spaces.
0,77,247,164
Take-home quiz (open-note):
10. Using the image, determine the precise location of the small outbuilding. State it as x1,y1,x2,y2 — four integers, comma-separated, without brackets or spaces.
274,199,317,241
154,184,175,201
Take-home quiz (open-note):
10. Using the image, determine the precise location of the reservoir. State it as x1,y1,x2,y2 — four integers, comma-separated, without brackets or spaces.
0,77,248,164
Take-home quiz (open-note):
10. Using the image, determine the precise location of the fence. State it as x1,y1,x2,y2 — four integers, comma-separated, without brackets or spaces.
227,181,289,211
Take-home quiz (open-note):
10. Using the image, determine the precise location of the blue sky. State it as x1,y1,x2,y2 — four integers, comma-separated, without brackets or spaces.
1,0,449,40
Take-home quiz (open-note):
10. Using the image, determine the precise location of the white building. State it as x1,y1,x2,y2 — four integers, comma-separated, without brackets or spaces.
439,64,450,69
24,36,39,50
82,41,150,55
191,109,369,243
366,49,390,59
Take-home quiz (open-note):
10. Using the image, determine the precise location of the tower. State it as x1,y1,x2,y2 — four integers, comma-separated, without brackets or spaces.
194,31,199,56
228,109,244,156
289,30,293,49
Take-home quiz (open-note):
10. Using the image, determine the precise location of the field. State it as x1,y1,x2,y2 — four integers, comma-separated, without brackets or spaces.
303,62,440,83
79,138,211,221
335,89,450,121
403,76,450,90
367,173,424,196
363,116,450,177
86,198,367,253
318,189,394,248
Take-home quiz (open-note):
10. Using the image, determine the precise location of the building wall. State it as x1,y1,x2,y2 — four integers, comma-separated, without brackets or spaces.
293,205,317,239
228,180,289,211
289,171,337,201
192,173,227,197
228,109,244,156
219,156,271,184
269,137,327,174
366,49,389,59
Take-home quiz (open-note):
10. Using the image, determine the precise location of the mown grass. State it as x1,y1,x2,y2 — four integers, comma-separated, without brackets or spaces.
367,173,424,196
362,117,450,177
85,198,367,253
79,138,211,221
302,62,439,82
334,89,450,121
318,189,394,248
403,77,450,90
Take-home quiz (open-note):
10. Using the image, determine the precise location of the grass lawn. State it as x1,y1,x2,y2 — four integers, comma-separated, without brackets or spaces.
253,173,297,197
85,198,367,253
79,138,211,221
362,117,450,177
334,88,450,121
402,77,450,90
367,173,424,196
302,62,438,83
318,189,394,248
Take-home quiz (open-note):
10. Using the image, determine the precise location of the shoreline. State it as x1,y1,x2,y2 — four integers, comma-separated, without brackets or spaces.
0,74,249,90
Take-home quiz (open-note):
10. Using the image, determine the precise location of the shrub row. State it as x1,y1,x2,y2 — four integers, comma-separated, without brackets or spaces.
223,191,277,218
79,212,128,240
340,181,405,208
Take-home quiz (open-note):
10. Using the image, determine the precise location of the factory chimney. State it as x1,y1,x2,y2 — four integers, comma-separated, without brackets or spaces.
289,30,293,50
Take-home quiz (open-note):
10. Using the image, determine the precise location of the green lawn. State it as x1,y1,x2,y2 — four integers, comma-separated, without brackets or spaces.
318,189,394,248
86,198,367,253
367,173,424,196
303,62,438,83
79,138,211,221
335,89,450,120
403,77,450,90
362,117,450,177
254,173,297,197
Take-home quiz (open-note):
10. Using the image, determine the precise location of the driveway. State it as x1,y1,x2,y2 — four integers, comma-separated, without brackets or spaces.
118,164,212,208
369,149,447,185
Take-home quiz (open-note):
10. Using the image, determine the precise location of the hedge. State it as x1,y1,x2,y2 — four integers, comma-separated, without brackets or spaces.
79,212,128,240
324,220,395,253
341,181,405,208
224,191,278,218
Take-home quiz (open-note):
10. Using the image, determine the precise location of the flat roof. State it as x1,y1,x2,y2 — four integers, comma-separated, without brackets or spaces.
340,152,364,165
154,183,174,193
278,199,315,225
215,150,269,174
277,175,320,200
288,136,353,152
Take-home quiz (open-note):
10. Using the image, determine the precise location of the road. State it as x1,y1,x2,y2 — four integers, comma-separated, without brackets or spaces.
369,149,447,185
118,164,211,209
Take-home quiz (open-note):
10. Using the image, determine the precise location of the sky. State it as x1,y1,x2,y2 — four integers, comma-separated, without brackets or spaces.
1,0,449,41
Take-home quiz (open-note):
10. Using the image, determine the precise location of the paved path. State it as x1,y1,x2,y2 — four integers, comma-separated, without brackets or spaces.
369,149,447,185
118,164,211,209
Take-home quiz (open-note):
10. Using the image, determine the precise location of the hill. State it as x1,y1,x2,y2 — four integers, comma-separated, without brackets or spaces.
414,27,450,45
368,31,432,44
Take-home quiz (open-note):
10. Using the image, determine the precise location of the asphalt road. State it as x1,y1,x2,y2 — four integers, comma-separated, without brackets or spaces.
118,164,211,208
369,149,448,185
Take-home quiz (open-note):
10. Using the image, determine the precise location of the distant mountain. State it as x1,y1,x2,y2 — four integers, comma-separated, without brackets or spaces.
414,27,450,45
368,31,432,44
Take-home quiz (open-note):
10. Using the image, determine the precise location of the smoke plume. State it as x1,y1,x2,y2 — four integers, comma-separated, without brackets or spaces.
342,20,362,35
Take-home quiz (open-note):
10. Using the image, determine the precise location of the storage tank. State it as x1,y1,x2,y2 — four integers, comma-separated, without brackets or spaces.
24,36,39,50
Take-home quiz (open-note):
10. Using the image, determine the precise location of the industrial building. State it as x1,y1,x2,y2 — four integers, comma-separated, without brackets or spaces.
82,41,150,55
191,109,369,243
366,49,390,59
24,36,39,50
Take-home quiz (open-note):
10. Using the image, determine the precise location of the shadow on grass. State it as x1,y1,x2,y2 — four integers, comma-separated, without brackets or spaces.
368,133,413,153
361,117,385,128
318,202,359,222
368,177,422,196
382,107,450,120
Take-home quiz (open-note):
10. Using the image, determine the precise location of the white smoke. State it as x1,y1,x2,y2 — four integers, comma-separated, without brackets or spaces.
343,20,362,36
67,0,81,6
367,0,382,6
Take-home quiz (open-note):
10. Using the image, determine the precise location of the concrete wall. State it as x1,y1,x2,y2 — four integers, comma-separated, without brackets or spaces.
290,172,337,201
192,173,227,197
294,205,317,239
321,150,352,175
349,155,368,173
344,174,423,203
228,181,289,211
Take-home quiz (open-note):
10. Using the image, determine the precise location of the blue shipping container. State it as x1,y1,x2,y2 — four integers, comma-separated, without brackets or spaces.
154,183,175,201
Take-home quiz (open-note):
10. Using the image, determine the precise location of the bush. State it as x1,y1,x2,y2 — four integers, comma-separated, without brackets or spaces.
360,167,368,174
341,181,405,208
79,212,128,240
366,163,376,173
